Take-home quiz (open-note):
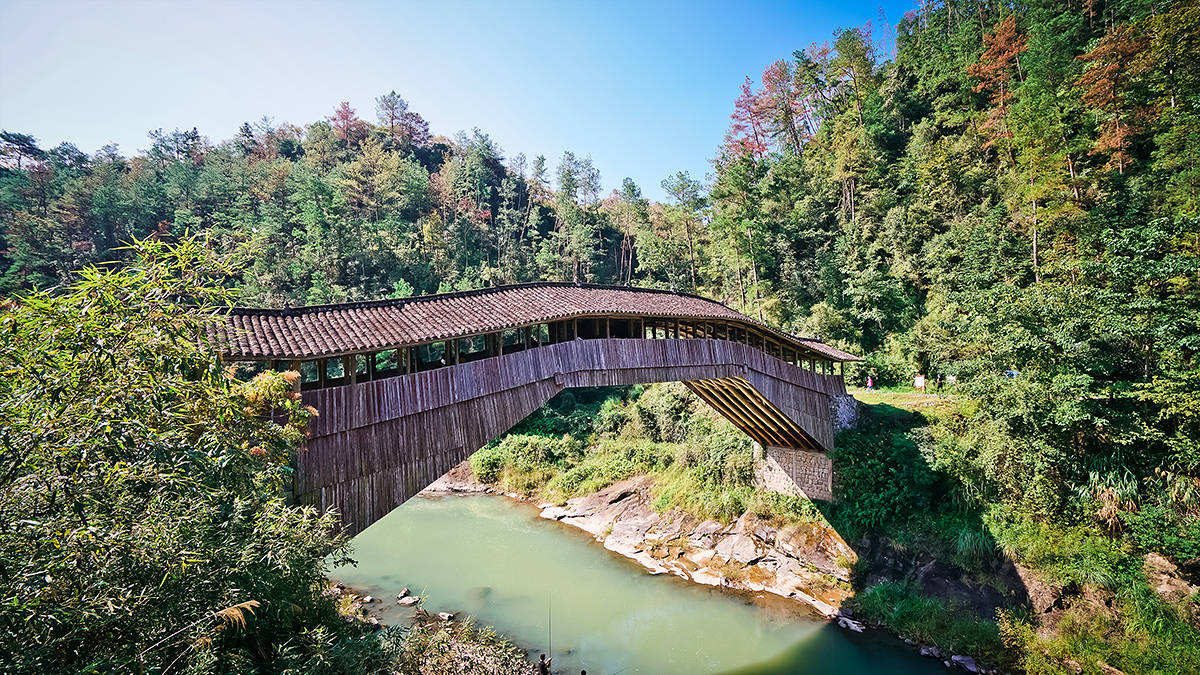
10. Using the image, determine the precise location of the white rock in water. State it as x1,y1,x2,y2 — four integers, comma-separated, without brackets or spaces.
836,617,864,632
397,596,420,606
920,646,941,658
437,612,455,621
397,588,410,599
362,595,374,604
951,655,980,672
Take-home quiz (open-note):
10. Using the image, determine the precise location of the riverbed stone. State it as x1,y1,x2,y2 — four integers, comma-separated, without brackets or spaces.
398,596,420,606
837,616,864,632
715,533,762,564
951,655,979,672
753,524,777,544
437,612,455,621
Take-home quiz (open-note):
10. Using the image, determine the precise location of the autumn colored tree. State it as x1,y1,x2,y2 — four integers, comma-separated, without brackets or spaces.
327,101,371,149
968,15,1028,161
723,77,768,159
759,60,804,153
1077,24,1147,174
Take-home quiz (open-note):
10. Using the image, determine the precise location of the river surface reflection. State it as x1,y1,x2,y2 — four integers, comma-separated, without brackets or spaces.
333,494,943,675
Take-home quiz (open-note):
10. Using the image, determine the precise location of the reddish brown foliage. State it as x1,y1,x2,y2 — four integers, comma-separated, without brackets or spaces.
968,16,1028,149
327,102,371,147
1077,25,1148,173
723,77,769,160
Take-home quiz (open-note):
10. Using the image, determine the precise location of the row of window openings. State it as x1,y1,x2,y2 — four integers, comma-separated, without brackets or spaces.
231,319,837,386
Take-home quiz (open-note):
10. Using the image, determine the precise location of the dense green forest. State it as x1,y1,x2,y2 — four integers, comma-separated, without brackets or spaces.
3,0,1199,672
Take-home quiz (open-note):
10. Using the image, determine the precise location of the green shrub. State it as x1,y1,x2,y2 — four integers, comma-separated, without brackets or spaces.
852,581,1007,664
1120,504,1200,562
985,507,1132,590
470,443,509,483
0,239,379,672
547,439,667,497
632,382,694,442
830,424,938,532
594,396,630,435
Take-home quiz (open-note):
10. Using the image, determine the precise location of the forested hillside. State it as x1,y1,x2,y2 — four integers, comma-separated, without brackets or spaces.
2,0,1199,671
0,92,707,305
706,0,1200,519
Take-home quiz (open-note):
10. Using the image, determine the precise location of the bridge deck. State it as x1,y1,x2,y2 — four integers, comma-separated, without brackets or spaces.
297,337,845,535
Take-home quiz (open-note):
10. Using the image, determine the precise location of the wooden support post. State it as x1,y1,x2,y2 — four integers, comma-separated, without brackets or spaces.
344,355,355,385
288,360,301,392
318,359,327,389
606,318,611,338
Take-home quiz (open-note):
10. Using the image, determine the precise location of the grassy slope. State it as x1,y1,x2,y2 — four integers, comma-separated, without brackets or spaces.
844,389,1200,675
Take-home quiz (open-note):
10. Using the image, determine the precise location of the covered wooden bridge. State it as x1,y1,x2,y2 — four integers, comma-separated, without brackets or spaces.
210,283,860,535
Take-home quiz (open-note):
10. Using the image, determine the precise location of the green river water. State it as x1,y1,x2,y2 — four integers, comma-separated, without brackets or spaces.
332,494,944,675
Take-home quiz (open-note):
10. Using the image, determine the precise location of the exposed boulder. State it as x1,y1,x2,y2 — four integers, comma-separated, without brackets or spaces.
951,654,979,672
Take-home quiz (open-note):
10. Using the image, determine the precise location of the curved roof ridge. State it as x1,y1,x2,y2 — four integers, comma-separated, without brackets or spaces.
229,281,724,317
212,283,862,362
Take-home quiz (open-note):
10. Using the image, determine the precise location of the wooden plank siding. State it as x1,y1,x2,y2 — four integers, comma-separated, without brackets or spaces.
296,337,846,535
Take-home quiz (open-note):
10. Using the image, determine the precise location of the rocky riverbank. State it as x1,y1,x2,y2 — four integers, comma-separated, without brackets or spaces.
326,581,537,674
424,461,1012,673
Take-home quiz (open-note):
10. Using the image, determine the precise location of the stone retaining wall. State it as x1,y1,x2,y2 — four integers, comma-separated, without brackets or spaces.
754,445,835,501
752,394,858,502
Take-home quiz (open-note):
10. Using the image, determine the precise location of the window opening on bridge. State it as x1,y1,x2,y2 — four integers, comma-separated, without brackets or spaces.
230,360,267,381
501,328,520,351
375,350,398,375
300,361,320,385
418,342,445,369
325,358,344,382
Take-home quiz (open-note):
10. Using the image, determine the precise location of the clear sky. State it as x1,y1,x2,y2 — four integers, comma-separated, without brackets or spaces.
0,0,914,201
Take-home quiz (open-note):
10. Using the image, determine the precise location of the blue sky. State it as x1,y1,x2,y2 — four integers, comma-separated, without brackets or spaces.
0,0,913,200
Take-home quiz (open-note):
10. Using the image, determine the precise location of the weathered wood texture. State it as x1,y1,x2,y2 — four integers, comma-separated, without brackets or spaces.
297,337,846,535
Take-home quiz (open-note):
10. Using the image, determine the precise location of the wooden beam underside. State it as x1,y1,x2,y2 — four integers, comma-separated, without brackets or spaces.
685,378,820,451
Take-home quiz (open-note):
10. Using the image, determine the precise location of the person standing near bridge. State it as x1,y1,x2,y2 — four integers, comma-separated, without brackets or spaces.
537,653,552,674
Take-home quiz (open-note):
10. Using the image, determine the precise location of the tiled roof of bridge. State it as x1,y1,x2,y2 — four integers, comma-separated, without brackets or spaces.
209,282,861,362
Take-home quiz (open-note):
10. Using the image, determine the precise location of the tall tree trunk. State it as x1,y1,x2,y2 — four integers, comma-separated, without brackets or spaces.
683,217,697,291
1031,197,1041,284
733,238,747,308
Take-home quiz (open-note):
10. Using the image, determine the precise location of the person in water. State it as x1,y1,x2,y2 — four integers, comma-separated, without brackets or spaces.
537,653,552,674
